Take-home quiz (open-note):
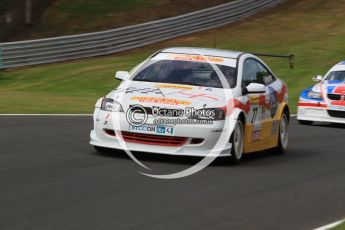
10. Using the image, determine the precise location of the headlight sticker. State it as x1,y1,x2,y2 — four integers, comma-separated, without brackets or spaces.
130,96,191,105
155,84,193,90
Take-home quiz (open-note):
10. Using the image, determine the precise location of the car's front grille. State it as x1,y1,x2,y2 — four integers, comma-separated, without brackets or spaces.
327,110,345,118
328,94,342,100
121,131,188,146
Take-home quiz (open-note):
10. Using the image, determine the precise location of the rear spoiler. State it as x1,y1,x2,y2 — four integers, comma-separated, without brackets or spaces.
251,53,295,69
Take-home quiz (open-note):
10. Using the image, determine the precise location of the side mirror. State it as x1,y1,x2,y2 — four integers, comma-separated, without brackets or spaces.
115,71,129,80
312,75,323,82
246,83,266,94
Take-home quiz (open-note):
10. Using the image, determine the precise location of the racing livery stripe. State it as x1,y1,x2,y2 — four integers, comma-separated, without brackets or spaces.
331,100,345,106
277,84,287,103
333,85,345,94
298,102,327,108
225,99,251,115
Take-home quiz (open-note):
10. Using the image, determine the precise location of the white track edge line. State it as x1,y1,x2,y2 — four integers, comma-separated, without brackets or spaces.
314,219,345,230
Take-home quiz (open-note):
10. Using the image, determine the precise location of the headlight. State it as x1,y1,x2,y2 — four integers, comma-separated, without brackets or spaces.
101,98,123,112
213,108,226,120
307,91,321,99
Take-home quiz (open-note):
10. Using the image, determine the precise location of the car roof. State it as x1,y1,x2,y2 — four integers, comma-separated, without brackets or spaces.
160,47,244,59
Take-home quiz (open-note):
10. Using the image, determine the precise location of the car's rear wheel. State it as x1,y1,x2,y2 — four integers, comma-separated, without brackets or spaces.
230,120,244,164
298,120,313,125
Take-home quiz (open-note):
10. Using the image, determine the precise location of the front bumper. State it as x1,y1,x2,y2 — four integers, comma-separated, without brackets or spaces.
90,109,235,157
297,105,345,124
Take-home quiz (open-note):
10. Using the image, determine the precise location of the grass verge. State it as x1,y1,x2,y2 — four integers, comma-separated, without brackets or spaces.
332,221,345,230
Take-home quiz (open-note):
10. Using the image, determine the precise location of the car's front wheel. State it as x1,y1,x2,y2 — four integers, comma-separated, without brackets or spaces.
229,120,244,164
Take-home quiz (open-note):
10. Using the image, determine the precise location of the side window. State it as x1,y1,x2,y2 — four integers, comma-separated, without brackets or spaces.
242,59,261,86
242,58,275,86
256,62,276,85
243,58,265,86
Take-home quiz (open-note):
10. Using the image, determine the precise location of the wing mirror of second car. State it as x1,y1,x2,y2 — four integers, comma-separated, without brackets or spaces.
115,71,129,80
312,75,323,82
246,83,266,94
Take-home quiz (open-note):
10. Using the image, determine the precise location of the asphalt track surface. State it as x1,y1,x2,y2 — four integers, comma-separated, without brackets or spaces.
1,116,344,230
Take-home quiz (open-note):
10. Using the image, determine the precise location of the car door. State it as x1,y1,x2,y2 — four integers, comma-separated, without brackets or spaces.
256,60,282,145
242,58,267,148
255,60,279,121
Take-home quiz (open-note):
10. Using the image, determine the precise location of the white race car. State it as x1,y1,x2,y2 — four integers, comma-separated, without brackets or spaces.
90,47,290,162
297,61,345,125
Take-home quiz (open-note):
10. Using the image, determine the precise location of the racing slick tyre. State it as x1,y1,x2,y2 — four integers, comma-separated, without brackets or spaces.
229,120,244,164
270,113,289,154
298,120,313,125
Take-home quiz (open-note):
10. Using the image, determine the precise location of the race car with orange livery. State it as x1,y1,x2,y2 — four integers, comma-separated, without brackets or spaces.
90,47,290,162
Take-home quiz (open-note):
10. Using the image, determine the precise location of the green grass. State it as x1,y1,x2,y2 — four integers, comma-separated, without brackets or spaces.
0,54,148,113
1,0,345,113
332,221,345,230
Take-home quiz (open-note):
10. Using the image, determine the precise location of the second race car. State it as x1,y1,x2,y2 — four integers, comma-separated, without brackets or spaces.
297,61,345,125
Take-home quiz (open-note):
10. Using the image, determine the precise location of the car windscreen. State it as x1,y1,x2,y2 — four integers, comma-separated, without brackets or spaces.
325,71,345,82
131,59,237,88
